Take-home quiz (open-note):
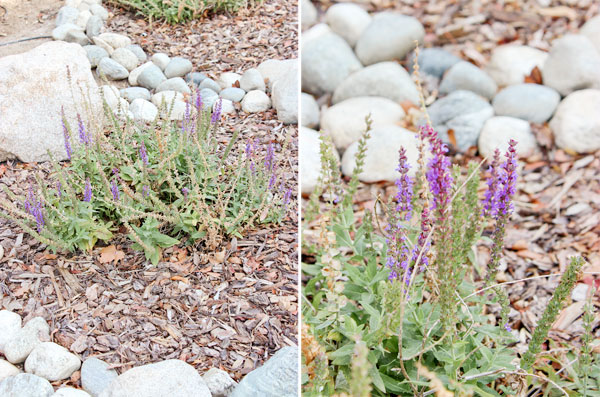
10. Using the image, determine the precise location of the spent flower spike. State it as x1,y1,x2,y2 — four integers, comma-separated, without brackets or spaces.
61,107,72,160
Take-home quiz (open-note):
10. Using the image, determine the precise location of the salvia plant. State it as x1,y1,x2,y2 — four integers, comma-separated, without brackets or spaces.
302,120,598,396
0,88,291,265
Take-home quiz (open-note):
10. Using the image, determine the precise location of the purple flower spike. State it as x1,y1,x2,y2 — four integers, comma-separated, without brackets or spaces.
56,181,62,198
211,99,222,124
142,185,149,197
482,149,502,218
425,133,453,219
182,187,189,201
77,114,90,146
394,147,413,221
195,90,203,111
110,179,119,201
497,140,518,216
504,323,512,332
23,189,44,232
139,141,148,166
83,179,92,202
264,143,275,172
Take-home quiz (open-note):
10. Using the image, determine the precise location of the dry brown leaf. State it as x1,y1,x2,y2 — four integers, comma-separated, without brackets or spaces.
99,245,126,264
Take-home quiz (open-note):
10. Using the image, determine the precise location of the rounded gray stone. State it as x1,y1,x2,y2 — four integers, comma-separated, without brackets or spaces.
231,347,297,397
96,33,131,49
156,77,191,94
53,387,92,397
301,0,317,30
97,57,129,80
0,310,21,353
164,57,193,79
301,93,319,128
83,45,108,67
355,12,424,66
130,99,158,122
151,53,170,71
271,63,298,124
550,89,600,153
0,359,21,382
25,342,81,382
56,6,79,26
239,68,265,92
219,87,246,102
126,45,147,62
241,90,271,113
199,78,222,93
111,47,139,72
185,72,208,86
485,45,548,87
137,64,167,89
202,368,237,397
120,87,151,102
478,116,538,159
325,3,371,48
581,14,600,54
64,29,91,46
89,4,108,21
409,47,461,78
0,373,53,397
300,127,338,194
492,84,560,123
76,10,91,29
81,357,118,397
85,15,103,39
52,24,82,41
439,61,497,100
199,88,219,109
128,61,153,86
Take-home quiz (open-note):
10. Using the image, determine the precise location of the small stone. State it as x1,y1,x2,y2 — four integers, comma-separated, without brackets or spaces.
84,45,108,67
89,4,108,21
239,68,265,92
85,15,104,39
65,29,91,46
164,57,193,79
97,58,129,80
325,3,371,48
110,47,139,71
53,387,93,397
98,360,211,397
217,72,242,89
0,359,21,382
126,45,147,62
156,77,191,94
56,6,79,26
581,14,600,54
25,342,81,381
241,90,271,113
300,127,339,194
76,10,92,29
199,88,219,109
99,85,120,111
202,368,237,397
128,61,153,86
485,45,548,87
478,116,538,159
409,47,461,78
219,87,245,102
97,33,131,49
151,53,170,71
571,283,592,301
81,357,118,397
185,72,208,86
3,317,50,364
130,99,158,122
301,0,317,30
120,87,151,102
321,96,405,150
542,34,600,96
0,373,54,397
92,37,114,55
52,23,82,41
271,64,298,124
301,93,319,128
492,84,560,123
0,310,22,352
257,58,297,91
216,98,235,115
137,64,167,89
152,91,184,107
550,89,600,153
199,78,222,93
332,61,419,105
355,12,424,66
439,61,497,100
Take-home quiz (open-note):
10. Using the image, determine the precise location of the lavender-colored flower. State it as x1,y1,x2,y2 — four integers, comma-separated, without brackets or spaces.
283,186,293,211
504,323,512,332
211,99,222,124
182,101,191,134
110,179,119,201
394,147,413,220
139,141,148,166
482,149,502,218
195,90,203,111
77,114,90,146
268,169,276,190
142,185,149,197
182,187,189,201
23,189,45,232
112,168,119,177
425,132,453,219
497,140,518,216
264,143,275,171
56,181,62,198
83,179,92,202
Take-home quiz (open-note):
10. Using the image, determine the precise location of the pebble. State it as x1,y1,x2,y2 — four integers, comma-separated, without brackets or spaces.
126,45,147,62
409,47,461,78
478,116,538,159
53,387,93,397
492,84,560,123
56,6,79,26
52,23,82,41
216,98,235,115
271,63,298,124
542,34,600,96
241,90,271,113
325,3,371,48
97,33,131,49
185,72,208,86
427,90,494,151
76,10,91,29
199,88,219,109
25,342,81,381
581,14,600,54
92,37,114,55
340,126,420,183
137,64,167,89
156,77,191,94
549,89,600,153
439,61,497,100
128,61,153,86
98,360,211,397
301,0,317,30
85,15,102,38
97,58,129,80
321,96,405,150
217,72,242,89
485,45,548,87
130,99,158,122
202,368,237,397
120,87,151,102
151,91,184,107
151,53,170,71
99,85,120,111
355,12,424,66
0,373,54,397
0,359,21,382
301,31,363,95
239,68,265,92
301,93,320,128
164,57,193,79
3,317,50,364
89,4,108,21
219,87,246,102
332,61,419,105
257,58,297,91
81,357,118,397
199,78,222,93
65,29,91,46
300,127,339,194
110,47,139,72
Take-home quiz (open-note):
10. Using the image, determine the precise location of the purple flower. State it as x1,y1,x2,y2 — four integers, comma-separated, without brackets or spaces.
268,169,276,190
112,168,119,177
110,179,119,201
83,179,92,202
264,143,275,171
497,140,518,216
394,147,413,220
142,185,149,197
61,108,72,160
139,141,148,166
195,90,203,111
182,187,189,201
23,189,44,232
504,323,512,332
211,99,222,124
283,186,292,211
77,114,90,146
182,101,191,134
56,181,62,198
482,149,502,217
425,129,453,220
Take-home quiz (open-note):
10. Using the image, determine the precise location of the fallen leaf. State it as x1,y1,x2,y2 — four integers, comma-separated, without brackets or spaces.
99,245,125,264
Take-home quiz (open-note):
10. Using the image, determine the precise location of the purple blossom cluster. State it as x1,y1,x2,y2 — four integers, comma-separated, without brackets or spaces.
195,90,203,112
77,114,91,146
182,187,189,201
394,147,413,220
482,140,518,219
23,189,44,232
245,138,259,172
83,179,92,202
139,141,148,166
211,99,222,124
110,179,119,201
142,185,149,197
424,127,453,219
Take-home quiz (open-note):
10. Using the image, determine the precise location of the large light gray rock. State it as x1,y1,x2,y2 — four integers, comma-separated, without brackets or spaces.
258,59,298,91
127,62,153,86
97,58,129,80
0,359,21,382
92,37,114,55
542,34,600,96
83,45,108,67
0,373,54,397
271,62,298,124
231,346,298,397
439,61,497,100
0,41,101,162
96,33,131,49
217,72,242,90
300,127,339,194
25,342,81,381
4,317,50,364
89,4,108,21
427,90,494,151
240,68,265,92
581,14,600,54
151,91,184,107
478,116,538,159
340,126,420,183
325,3,371,48
137,64,167,90
98,360,211,397
332,61,419,105
99,85,120,111
56,6,79,26
130,99,158,122
199,88,220,109
164,57,193,79
219,87,245,102
550,89,600,153
302,31,363,95
485,45,548,87
0,311,22,353
492,84,560,123
64,29,91,46
81,357,118,397
110,48,139,72
301,0,317,30
241,90,271,113
202,368,237,397
120,87,151,103
355,12,424,66
199,78,222,93
156,77,191,94
85,15,102,38
301,93,319,128
76,10,92,29
409,47,461,78
321,96,405,150
151,53,170,71
52,23,82,41
126,45,147,63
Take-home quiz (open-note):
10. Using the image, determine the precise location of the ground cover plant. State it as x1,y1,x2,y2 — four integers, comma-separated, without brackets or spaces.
301,120,599,396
